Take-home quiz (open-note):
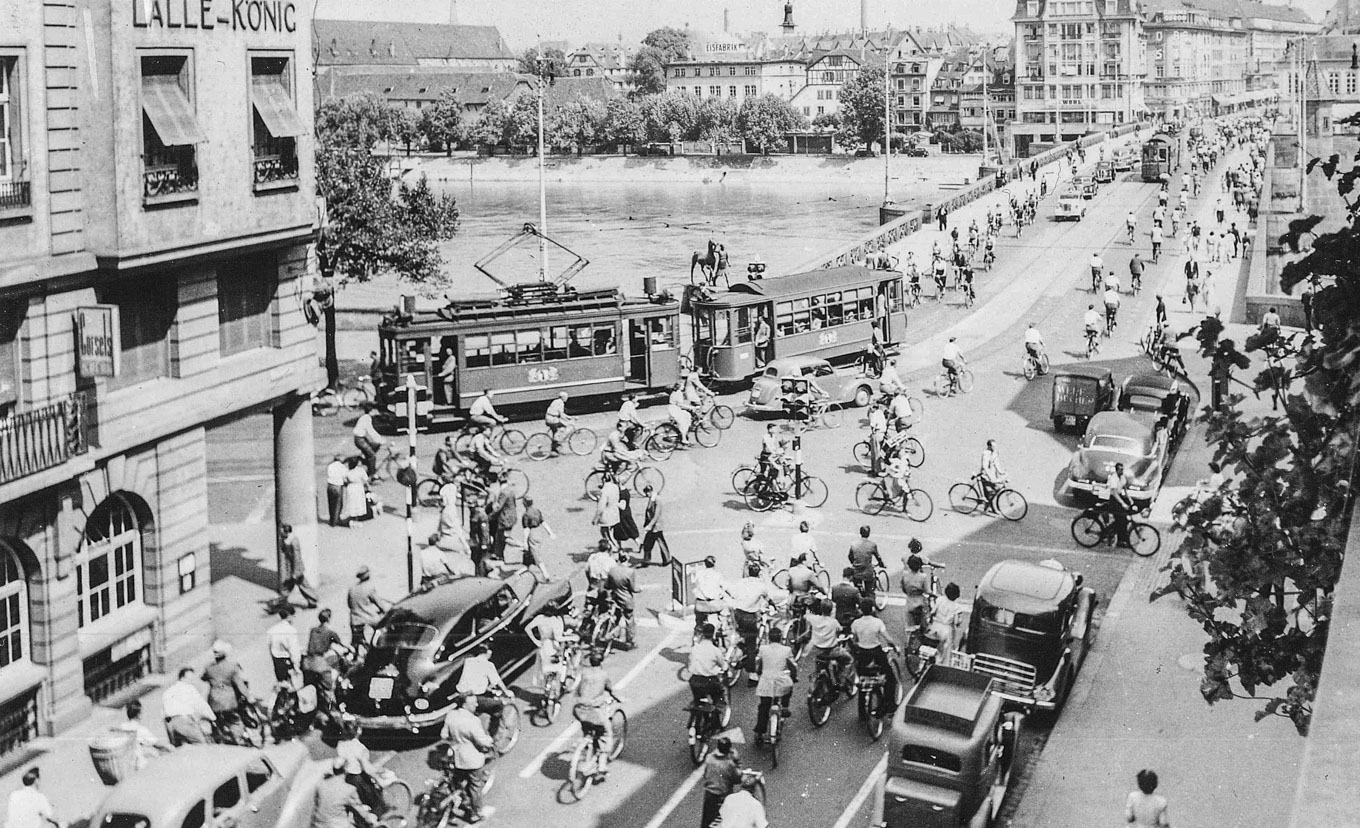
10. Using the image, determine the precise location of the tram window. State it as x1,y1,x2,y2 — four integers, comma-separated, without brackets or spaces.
695,311,713,345
516,329,543,363
733,308,753,344
776,314,795,337
568,325,594,358
593,325,617,355
809,298,826,330
545,326,570,361
490,332,517,366
649,317,676,346
465,335,491,368
712,313,732,345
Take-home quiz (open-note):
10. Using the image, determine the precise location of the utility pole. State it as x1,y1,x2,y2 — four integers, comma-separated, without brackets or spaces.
884,27,893,205
403,374,418,593
982,49,990,163
537,39,549,282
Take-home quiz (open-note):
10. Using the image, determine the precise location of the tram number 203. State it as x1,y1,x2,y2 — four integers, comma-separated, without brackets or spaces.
527,366,561,383
817,331,839,347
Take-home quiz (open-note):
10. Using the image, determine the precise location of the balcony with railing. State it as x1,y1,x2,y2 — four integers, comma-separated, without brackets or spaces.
142,146,199,205
0,178,30,219
0,392,97,486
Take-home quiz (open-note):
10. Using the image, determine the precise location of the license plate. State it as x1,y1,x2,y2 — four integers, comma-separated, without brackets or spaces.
368,677,394,701
1064,416,1076,425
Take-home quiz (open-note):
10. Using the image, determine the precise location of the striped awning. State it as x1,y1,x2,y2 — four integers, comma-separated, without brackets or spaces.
251,76,306,138
141,75,206,146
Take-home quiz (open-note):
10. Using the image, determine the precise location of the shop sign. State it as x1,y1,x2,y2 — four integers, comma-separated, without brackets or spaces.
76,306,119,379
133,0,298,33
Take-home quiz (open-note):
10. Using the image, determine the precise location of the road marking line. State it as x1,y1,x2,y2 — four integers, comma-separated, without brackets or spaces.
207,474,275,483
517,625,683,780
832,752,888,828
244,482,276,525
641,765,706,828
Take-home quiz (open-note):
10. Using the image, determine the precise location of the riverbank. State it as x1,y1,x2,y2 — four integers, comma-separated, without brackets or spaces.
397,150,986,187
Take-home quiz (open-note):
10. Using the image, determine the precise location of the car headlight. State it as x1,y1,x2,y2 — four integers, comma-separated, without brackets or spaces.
413,698,430,711
1034,685,1055,702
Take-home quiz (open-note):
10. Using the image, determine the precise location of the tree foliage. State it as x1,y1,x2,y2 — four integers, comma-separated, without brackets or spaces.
468,99,510,149
388,106,421,155
631,27,690,95
601,97,647,153
738,94,805,155
419,90,463,155
696,97,741,144
550,95,606,155
517,47,568,81
837,65,887,150
642,91,699,143
1155,126,1360,736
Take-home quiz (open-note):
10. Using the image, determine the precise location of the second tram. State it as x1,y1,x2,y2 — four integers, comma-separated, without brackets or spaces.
1140,134,1179,182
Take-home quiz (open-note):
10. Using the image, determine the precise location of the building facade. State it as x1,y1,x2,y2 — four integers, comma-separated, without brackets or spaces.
0,0,319,751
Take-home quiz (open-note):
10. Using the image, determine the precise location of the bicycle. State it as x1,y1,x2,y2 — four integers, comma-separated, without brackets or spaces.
584,464,666,501
1140,323,1165,356
854,351,885,379
857,650,904,741
1071,501,1161,557
792,397,843,429
853,435,925,470
948,474,1029,520
772,559,832,605
806,638,858,726
454,422,528,458
210,698,272,748
695,396,737,431
567,707,627,800
1152,341,1187,378
1104,307,1118,338
533,639,583,725
581,602,629,659
907,281,923,308
902,561,947,681
931,367,975,397
744,470,829,511
414,751,495,828
1085,328,1102,359
523,426,598,460
1130,271,1142,295
311,377,377,416
685,693,732,765
654,414,722,451
855,478,934,521
1022,348,1051,380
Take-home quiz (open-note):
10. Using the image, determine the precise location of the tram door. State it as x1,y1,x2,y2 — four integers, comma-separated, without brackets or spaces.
627,320,648,383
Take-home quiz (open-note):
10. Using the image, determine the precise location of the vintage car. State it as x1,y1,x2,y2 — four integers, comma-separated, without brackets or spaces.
1112,146,1137,172
343,572,572,732
1072,175,1098,199
874,666,1023,828
89,744,323,828
745,355,878,414
953,560,1097,712
1066,410,1172,505
1119,372,1191,450
1050,365,1115,432
1053,192,1087,221
1093,160,1115,183
905,146,930,157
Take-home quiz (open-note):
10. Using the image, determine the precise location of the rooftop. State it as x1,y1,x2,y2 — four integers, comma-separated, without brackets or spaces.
314,19,516,66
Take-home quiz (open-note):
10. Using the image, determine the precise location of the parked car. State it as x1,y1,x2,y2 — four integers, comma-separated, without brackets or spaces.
1119,372,1191,452
953,560,1097,712
906,146,929,157
1050,365,1115,432
1112,147,1137,172
343,572,572,732
745,356,878,415
1053,192,1087,221
1072,175,1098,199
874,666,1023,828
1066,410,1172,505
1093,160,1115,183
89,744,322,828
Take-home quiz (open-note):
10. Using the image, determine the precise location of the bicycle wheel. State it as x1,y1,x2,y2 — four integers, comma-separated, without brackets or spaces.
689,719,712,765
339,387,369,409
853,441,873,469
540,675,562,724
904,641,928,682
856,481,890,515
644,432,676,462
771,569,791,590
957,369,975,393
453,433,474,457
908,397,925,421
382,779,414,818
932,374,952,397
1128,522,1162,557
693,421,721,448
813,567,831,594
731,466,757,495
524,433,554,461
608,709,628,760
1071,512,1106,548
633,466,665,496
807,676,833,727
414,788,452,828
503,468,530,499
584,470,606,501
1039,353,1051,375
901,437,925,468
800,476,829,508
904,488,934,522
498,429,527,456
995,488,1028,521
655,423,683,452
818,407,844,429
415,478,444,509
874,567,889,595
568,428,598,456
708,405,736,430
568,740,597,799
866,687,886,741
787,616,809,662
1023,356,1038,380
494,703,522,755
745,486,776,512
949,482,981,514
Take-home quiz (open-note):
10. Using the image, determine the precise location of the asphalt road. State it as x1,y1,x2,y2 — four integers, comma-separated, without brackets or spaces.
205,163,1202,827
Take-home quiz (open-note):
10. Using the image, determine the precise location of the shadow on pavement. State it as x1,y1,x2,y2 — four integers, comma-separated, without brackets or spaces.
209,542,278,591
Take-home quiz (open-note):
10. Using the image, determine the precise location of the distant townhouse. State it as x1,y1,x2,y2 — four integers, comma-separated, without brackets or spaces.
961,47,1018,142
565,43,636,91
888,28,981,131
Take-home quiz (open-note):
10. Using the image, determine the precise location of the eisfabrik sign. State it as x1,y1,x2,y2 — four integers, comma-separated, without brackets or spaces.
132,0,298,33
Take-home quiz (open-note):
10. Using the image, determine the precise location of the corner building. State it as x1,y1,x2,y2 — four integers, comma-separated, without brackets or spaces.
0,0,319,750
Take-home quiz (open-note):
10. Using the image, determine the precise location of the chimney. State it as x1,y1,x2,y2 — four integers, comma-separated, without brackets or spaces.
724,8,730,33
862,0,868,36
447,0,457,24
782,1,795,34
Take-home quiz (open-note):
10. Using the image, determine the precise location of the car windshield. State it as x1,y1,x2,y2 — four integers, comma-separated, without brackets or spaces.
1125,393,1162,411
373,622,438,650
1089,435,1142,453
812,364,834,377
980,605,1061,635
100,815,150,828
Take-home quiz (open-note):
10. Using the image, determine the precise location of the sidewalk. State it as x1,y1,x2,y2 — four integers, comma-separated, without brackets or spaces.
1010,138,1306,828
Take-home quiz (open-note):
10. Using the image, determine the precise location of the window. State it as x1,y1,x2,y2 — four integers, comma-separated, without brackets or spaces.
744,85,756,96
674,67,686,77
913,95,921,107
585,68,594,76
96,277,175,388
0,301,21,407
212,777,241,814
728,86,736,97
708,66,717,76
0,54,23,195
218,256,275,356
1328,72,1340,95
181,803,206,828
0,548,27,669
728,66,736,76
710,85,720,96
177,553,196,594
744,65,756,76
817,106,825,115
250,54,303,190
1349,72,1357,95
245,758,276,794
78,497,143,629
140,53,204,202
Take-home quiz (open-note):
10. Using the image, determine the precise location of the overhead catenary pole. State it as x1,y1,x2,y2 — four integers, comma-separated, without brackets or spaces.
404,374,418,593
982,49,990,163
883,28,892,205
537,38,549,282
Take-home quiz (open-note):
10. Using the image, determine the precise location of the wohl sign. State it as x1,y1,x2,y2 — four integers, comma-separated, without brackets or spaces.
132,0,298,33
76,306,120,379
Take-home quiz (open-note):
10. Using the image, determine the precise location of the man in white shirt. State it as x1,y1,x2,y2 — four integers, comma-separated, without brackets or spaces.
728,564,774,682
668,384,694,446
928,583,966,664
941,337,965,385
1023,323,1045,363
789,521,818,562
1104,286,1122,332
5,768,59,828
268,604,300,682
115,700,169,770
352,405,386,478
850,601,900,712
617,394,640,430
687,623,729,723
979,440,1006,504
1089,252,1104,286
419,540,455,587
1150,224,1163,262
888,390,916,430
469,389,505,428
325,454,347,527
1084,304,1103,343
717,776,769,828
162,667,215,746
544,391,572,455
455,645,510,742
440,695,494,824
691,556,728,632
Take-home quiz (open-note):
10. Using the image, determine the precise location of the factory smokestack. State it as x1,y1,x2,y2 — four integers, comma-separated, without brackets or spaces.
724,8,729,33
448,0,457,24
861,0,868,35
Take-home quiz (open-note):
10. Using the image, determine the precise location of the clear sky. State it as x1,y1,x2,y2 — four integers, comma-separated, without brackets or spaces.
314,0,1332,50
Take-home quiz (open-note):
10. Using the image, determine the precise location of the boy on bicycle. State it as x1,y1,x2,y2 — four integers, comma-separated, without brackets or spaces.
1084,305,1103,352
573,649,623,781
1103,285,1122,333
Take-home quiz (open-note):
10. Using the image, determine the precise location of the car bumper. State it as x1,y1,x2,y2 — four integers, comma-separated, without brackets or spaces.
1068,478,1154,504
350,705,450,732
993,689,1057,711
744,401,787,414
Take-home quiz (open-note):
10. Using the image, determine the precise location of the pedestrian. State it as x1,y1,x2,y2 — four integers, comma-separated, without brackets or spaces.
114,700,170,770
277,523,318,608
1125,769,1172,826
1214,196,1225,225
1229,223,1241,258
342,457,370,524
1155,294,1167,327
700,737,742,828
267,604,300,682
638,485,671,567
301,609,345,722
325,454,346,527
351,403,386,479
605,552,639,650
718,773,769,828
613,487,640,556
488,472,518,563
201,641,251,742
593,474,621,551
419,535,455,587
5,768,60,828
520,496,555,576
468,504,491,575
162,666,215,746
347,566,390,649
937,205,948,232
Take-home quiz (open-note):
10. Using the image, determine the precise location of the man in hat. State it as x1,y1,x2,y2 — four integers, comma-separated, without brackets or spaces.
347,567,390,649
202,641,252,742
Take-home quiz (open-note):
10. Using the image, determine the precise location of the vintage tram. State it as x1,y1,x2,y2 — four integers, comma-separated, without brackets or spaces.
1140,133,1179,182
686,264,907,384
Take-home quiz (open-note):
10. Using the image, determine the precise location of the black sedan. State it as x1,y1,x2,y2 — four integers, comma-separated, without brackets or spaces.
343,571,571,732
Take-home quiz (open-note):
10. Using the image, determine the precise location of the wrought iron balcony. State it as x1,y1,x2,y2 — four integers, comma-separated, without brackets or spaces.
252,153,300,188
0,392,97,486
142,146,199,201
0,180,30,211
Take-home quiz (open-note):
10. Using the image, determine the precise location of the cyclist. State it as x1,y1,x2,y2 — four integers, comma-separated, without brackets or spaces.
883,450,913,502
314,759,377,828
739,522,767,570
806,599,852,676
1089,252,1104,292
1150,224,1163,263
926,583,966,665
1125,211,1137,244
440,694,494,825
753,627,798,746
572,648,623,781
1103,268,1121,295
1151,203,1166,230
1104,284,1122,334
830,567,862,629
469,389,506,429
668,383,694,446
785,553,824,604
616,393,641,431
1083,304,1103,354
728,563,775,683
336,718,388,816
941,336,966,388
1024,323,1046,368
932,255,948,297
864,328,887,376
1128,253,1145,293
683,371,710,410
600,424,641,474
755,424,788,489
526,602,573,689
1107,462,1137,548
455,644,512,742
692,556,729,632
544,391,573,456
983,232,996,267
887,388,916,430
959,263,976,304
468,425,502,477
900,551,934,635
979,439,1006,507
687,622,730,722
203,641,256,745
1170,205,1183,238
850,600,900,709
848,525,885,600
905,254,922,303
